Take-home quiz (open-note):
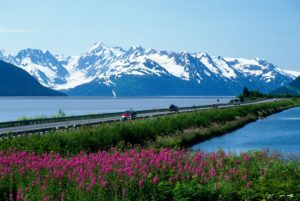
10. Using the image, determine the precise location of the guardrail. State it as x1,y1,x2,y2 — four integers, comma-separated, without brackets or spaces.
0,103,228,129
0,119,121,138
0,98,279,138
0,112,122,129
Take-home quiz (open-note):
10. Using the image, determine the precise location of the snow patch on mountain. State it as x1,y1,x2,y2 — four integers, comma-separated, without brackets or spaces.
19,57,58,87
280,69,300,78
54,56,94,90
212,56,237,79
225,57,263,67
195,53,219,75
143,53,190,80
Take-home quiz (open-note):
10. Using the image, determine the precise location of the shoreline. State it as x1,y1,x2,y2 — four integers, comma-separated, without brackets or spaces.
153,105,295,149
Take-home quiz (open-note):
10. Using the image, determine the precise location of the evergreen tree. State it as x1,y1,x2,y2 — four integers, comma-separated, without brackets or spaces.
243,86,250,98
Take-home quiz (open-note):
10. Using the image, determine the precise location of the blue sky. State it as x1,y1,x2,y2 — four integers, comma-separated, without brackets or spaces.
0,0,300,70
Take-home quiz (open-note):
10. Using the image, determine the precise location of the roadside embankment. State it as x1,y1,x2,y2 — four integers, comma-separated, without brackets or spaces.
154,100,297,148
0,99,298,155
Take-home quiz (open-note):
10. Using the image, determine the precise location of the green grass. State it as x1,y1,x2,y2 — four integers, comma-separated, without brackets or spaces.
0,99,297,155
16,109,66,121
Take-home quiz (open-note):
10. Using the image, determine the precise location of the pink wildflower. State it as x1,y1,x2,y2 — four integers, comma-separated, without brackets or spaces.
153,175,159,185
122,188,127,199
43,196,49,201
61,191,65,201
86,184,91,192
246,181,252,188
209,167,216,177
138,179,143,187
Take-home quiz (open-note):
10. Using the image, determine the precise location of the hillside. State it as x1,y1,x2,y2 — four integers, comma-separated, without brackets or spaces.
271,76,300,96
0,61,66,96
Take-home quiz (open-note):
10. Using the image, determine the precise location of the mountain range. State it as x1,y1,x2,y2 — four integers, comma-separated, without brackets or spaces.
1,43,299,96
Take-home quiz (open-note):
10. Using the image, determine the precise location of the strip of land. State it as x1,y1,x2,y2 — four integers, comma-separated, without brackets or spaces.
0,98,297,155
0,99,279,137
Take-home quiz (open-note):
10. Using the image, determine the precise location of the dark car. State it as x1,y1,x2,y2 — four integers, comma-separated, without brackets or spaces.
233,98,241,105
211,104,218,108
121,111,137,120
169,104,179,112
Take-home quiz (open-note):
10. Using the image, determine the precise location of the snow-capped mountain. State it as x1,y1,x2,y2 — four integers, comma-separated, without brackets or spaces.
0,43,299,96
1,48,69,88
0,49,8,59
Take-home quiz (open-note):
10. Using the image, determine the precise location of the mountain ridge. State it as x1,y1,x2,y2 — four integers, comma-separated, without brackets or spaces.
1,43,299,96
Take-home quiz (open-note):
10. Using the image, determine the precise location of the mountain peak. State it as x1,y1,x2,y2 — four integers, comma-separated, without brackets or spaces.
84,42,126,58
87,42,107,52
93,42,106,48
128,45,145,53
0,49,9,59
195,52,210,58
15,48,59,62
178,51,190,56
126,46,146,58
255,57,261,61
16,48,47,58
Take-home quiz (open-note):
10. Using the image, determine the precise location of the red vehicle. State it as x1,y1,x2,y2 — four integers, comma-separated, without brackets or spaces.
121,111,137,121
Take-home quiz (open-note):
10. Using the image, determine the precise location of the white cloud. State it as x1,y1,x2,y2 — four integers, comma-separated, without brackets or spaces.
0,26,33,33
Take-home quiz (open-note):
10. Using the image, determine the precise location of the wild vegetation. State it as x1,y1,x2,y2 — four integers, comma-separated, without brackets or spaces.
0,148,299,201
16,109,66,121
0,99,299,200
237,86,281,102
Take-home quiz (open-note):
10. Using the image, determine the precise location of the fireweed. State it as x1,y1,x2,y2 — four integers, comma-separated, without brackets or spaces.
0,148,299,200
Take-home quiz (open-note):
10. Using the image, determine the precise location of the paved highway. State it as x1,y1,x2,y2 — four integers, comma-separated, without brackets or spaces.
0,99,279,137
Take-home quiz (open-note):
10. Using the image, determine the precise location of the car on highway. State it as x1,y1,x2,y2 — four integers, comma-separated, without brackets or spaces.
233,98,241,105
211,104,218,108
169,104,179,113
121,111,137,120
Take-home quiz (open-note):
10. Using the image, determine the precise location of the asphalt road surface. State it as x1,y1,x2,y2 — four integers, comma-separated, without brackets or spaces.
0,99,279,137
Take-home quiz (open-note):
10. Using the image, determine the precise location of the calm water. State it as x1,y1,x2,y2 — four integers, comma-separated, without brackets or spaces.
0,96,232,122
192,107,300,155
